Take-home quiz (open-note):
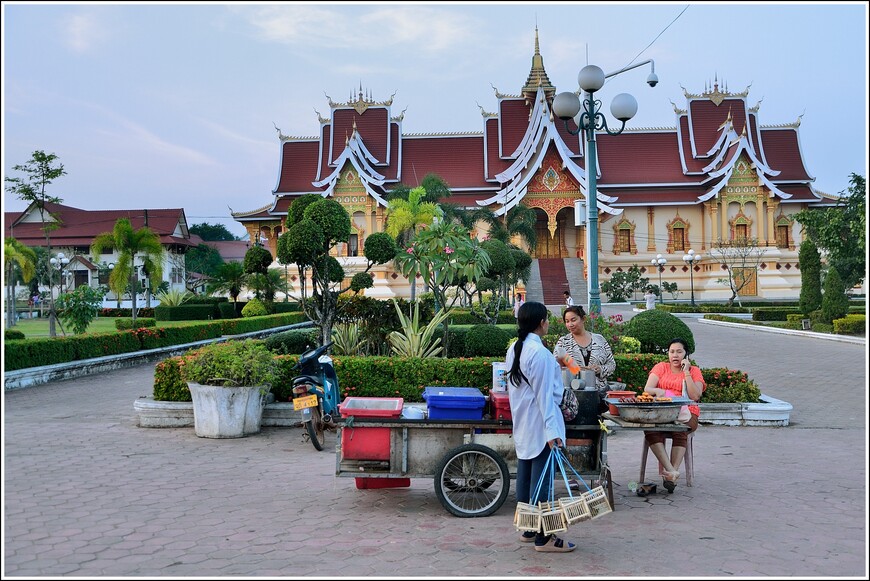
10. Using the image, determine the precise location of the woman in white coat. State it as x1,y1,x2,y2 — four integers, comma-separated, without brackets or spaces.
506,301,576,553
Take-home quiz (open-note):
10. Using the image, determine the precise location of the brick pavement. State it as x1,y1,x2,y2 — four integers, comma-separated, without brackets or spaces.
2,310,867,577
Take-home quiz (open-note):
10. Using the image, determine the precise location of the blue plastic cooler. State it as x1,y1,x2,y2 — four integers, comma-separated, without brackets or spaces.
423,387,486,420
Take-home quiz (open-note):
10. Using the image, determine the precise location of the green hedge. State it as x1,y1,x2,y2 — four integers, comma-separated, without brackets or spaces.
115,318,156,330
154,304,215,321
751,307,802,321
4,313,308,371
153,350,760,405
833,314,865,335
448,309,515,325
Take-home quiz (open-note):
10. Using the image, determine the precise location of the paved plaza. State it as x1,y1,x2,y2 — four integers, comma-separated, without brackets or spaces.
2,307,867,577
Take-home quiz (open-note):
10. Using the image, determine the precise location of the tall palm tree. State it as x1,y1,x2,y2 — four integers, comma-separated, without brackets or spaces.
90,218,165,324
207,261,247,307
4,237,37,328
386,186,443,302
484,203,537,251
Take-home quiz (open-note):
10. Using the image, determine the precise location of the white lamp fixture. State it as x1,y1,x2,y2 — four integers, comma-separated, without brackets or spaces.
682,249,702,306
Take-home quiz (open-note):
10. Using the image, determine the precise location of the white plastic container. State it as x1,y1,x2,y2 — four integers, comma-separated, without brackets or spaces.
492,362,508,392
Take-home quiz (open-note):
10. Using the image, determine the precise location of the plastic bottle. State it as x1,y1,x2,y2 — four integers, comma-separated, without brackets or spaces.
561,354,581,375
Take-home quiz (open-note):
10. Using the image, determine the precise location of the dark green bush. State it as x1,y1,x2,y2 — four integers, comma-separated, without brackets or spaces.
152,357,191,401
464,324,513,357
218,302,241,319
833,314,865,335
264,329,318,354
154,304,214,321
5,329,25,341
700,368,760,403
624,309,695,354
115,318,156,330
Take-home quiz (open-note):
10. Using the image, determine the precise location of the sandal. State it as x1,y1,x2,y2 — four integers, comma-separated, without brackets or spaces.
520,531,537,543
534,535,576,553
662,470,679,493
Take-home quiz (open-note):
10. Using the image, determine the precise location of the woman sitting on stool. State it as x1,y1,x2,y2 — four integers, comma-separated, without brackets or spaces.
642,338,706,493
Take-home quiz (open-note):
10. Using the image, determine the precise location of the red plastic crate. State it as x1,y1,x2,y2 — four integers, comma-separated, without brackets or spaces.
489,391,512,421
355,477,411,489
339,397,404,461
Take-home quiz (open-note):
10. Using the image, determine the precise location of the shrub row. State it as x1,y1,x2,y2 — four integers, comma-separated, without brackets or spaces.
115,318,156,330
153,350,760,405
4,313,309,371
100,308,156,318
833,314,865,335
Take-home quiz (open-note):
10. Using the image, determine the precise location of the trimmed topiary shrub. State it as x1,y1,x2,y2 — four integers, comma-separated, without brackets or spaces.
264,329,318,354
464,324,513,357
115,318,156,330
820,267,849,324
624,309,695,354
5,329,26,341
241,297,268,318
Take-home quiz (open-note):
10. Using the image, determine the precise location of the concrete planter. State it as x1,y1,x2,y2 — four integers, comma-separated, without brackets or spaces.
699,394,792,427
187,382,267,438
134,397,299,428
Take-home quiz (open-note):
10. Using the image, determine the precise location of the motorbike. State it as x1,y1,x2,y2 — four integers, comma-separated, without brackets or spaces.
290,341,341,451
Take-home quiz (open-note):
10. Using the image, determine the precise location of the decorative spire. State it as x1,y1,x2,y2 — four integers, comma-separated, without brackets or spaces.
522,26,555,101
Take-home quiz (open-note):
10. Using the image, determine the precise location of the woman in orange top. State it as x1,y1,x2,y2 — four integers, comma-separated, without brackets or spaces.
642,337,705,493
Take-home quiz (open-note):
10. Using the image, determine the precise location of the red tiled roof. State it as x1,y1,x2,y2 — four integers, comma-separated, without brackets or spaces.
331,107,389,165
604,187,708,206
777,184,820,203
5,203,192,248
677,115,711,173
383,123,401,182
400,136,491,189
688,98,746,155
498,99,532,158
759,128,812,181
276,140,323,194
596,131,699,185
485,118,511,180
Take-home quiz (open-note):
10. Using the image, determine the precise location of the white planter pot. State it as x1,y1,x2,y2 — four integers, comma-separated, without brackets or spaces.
187,382,266,438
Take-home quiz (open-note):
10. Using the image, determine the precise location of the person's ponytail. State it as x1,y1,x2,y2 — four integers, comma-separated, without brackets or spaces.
508,302,548,387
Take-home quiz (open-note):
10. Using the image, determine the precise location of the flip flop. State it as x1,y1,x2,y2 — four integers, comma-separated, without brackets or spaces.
534,535,576,553
520,531,537,543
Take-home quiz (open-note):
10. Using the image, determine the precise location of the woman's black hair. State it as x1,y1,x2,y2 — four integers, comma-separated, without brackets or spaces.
508,301,549,387
562,305,586,321
668,337,691,355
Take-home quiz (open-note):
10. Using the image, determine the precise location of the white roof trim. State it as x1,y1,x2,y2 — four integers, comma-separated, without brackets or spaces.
697,168,732,202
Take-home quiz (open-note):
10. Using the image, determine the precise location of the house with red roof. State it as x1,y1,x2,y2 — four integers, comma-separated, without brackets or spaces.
232,30,838,303
5,202,194,304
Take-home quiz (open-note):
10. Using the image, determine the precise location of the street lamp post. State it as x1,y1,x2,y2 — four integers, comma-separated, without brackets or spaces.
48,252,70,336
682,249,702,306
651,254,667,304
553,60,657,320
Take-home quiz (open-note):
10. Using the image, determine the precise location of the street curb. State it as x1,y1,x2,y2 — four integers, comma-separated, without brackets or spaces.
696,318,865,344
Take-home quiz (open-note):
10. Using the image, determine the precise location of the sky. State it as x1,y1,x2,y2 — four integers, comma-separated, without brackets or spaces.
3,2,868,239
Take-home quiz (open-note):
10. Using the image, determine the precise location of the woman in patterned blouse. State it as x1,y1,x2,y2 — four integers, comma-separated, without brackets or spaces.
553,305,617,413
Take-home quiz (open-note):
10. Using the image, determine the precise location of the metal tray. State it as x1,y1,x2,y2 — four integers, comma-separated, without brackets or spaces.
605,396,692,406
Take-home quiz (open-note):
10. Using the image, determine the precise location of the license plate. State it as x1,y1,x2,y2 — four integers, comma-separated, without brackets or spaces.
293,394,319,411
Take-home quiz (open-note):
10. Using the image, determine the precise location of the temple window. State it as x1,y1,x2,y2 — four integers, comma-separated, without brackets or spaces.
735,223,748,242
618,229,631,252
348,234,359,257
672,226,686,252
776,225,790,249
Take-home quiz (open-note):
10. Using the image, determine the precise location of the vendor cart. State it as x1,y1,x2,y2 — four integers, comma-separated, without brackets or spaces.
335,417,611,518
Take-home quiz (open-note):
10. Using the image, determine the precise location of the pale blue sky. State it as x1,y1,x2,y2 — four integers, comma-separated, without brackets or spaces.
3,2,867,238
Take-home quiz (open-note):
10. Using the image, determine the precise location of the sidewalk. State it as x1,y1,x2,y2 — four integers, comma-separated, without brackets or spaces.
2,310,867,577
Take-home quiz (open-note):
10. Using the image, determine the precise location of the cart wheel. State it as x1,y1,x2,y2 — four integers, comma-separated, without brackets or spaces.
434,444,510,518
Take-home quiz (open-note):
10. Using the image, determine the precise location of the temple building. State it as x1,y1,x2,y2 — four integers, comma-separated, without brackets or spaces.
232,30,837,304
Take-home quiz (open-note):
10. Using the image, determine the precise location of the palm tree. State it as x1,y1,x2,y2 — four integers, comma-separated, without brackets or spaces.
207,261,247,307
386,186,443,302
90,218,165,324
247,268,290,304
484,203,537,250
4,237,37,327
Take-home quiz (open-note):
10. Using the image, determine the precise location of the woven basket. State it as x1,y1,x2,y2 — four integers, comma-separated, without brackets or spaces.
558,496,592,524
514,502,542,532
581,486,612,520
539,501,568,535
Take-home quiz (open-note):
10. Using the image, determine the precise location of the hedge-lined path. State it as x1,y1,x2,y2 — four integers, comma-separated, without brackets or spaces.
2,305,866,577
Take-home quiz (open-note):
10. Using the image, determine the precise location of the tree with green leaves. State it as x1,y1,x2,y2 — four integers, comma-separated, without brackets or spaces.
484,203,538,251
385,186,443,301
795,173,866,289
56,284,106,334
5,150,67,336
189,222,238,241
207,261,247,307
820,267,849,324
184,243,225,286
393,220,490,355
467,238,516,324
277,197,397,345
90,218,165,324
709,238,766,307
798,239,823,315
4,237,37,328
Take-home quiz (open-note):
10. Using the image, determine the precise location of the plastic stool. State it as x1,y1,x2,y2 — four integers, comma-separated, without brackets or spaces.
639,431,694,486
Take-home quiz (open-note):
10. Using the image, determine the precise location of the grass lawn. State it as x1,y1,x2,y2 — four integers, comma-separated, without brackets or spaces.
4,316,191,338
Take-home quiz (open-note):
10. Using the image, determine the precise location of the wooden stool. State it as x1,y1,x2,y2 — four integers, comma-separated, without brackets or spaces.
639,431,694,486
